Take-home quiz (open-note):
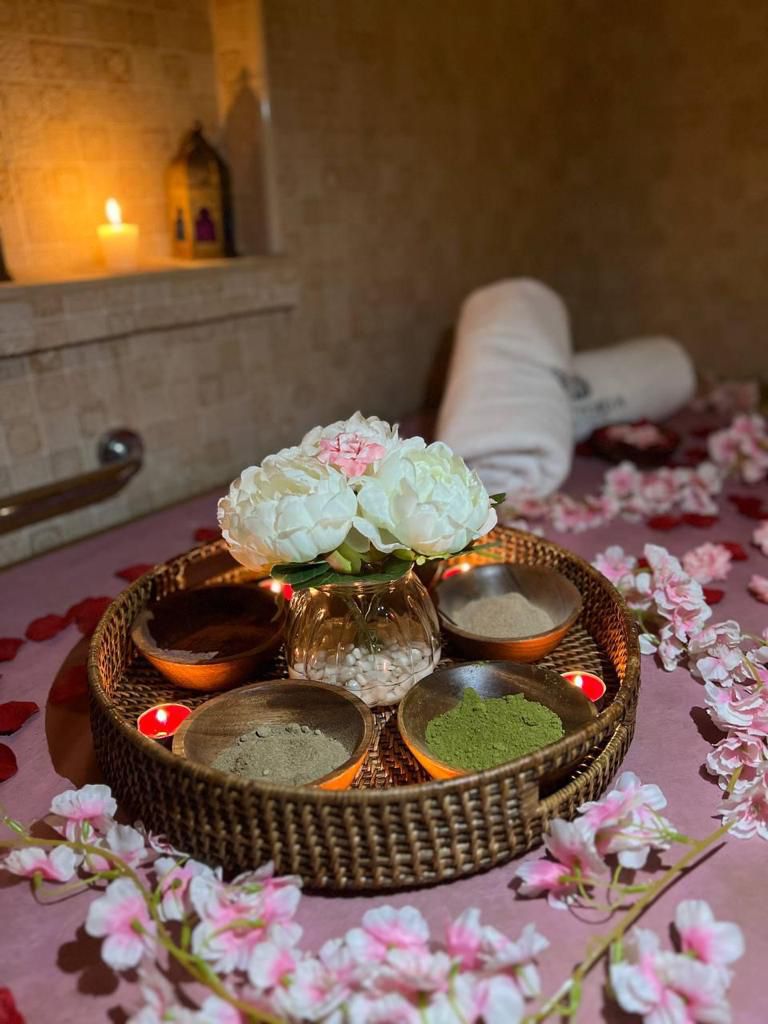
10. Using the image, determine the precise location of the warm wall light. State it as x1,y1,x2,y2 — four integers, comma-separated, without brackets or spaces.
98,197,139,272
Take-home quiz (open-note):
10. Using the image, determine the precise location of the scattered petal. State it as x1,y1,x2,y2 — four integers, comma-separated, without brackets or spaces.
193,527,220,543
703,588,725,605
115,564,153,583
753,521,768,557
0,702,39,735
65,597,112,637
0,744,18,782
25,614,68,642
0,988,25,1024
0,639,24,663
647,514,683,531
748,574,768,604
49,664,88,705
728,494,766,519
720,541,748,561
682,513,719,528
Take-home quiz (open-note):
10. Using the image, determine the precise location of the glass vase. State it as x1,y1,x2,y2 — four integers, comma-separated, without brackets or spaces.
285,569,441,706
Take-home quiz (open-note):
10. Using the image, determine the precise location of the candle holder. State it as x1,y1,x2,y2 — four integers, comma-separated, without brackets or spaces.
137,702,191,741
561,670,606,703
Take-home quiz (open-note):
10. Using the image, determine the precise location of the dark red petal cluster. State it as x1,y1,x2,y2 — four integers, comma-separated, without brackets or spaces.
0,639,24,663
720,541,748,561
65,597,113,637
703,588,725,605
0,744,18,783
728,494,767,519
116,563,154,583
682,513,719,528
193,526,220,543
647,515,682,531
0,702,39,735
0,988,25,1024
25,614,68,642
48,664,89,705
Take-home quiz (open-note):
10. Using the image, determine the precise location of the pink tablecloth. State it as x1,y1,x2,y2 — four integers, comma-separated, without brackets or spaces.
1,460,767,1023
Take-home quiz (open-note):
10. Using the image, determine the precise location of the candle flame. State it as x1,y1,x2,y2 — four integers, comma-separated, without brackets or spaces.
156,707,168,723
270,580,283,594
105,197,122,226
573,675,584,688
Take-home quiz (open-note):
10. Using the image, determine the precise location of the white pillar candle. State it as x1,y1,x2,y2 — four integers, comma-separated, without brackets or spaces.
98,198,139,272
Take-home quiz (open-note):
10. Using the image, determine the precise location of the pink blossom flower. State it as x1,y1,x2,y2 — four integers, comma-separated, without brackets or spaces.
705,681,768,734
247,928,301,991
708,414,768,483
50,783,117,842
753,520,768,556
603,462,644,501
592,546,637,586
317,432,386,478
383,948,454,996
155,856,217,922
86,823,149,873
605,423,667,449
674,900,745,983
450,973,525,1024
345,906,430,963
191,996,242,1024
579,771,673,868
85,877,156,970
705,733,768,790
3,845,79,882
346,992,421,1024
682,543,733,584
719,773,768,839
128,964,191,1024
748,573,768,603
515,819,606,908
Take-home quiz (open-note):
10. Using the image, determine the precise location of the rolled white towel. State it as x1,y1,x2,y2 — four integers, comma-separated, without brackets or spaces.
569,337,697,441
436,278,574,499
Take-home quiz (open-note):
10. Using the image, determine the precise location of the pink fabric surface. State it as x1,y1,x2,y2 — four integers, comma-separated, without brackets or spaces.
1,468,767,1022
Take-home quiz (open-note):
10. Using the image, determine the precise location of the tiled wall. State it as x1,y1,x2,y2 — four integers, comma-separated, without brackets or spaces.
0,0,219,279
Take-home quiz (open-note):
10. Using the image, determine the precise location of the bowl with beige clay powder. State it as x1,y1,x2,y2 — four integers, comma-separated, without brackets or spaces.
433,563,583,662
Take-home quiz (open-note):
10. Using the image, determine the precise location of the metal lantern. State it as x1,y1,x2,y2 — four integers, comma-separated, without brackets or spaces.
167,123,234,260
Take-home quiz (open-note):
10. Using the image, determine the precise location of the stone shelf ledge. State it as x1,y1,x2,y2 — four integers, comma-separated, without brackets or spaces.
0,256,299,357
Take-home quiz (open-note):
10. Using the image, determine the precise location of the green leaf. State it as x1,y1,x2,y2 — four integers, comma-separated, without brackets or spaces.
270,562,328,586
278,556,413,591
489,492,507,506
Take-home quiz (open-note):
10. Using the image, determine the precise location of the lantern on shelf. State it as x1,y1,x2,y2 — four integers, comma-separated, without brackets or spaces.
167,122,234,260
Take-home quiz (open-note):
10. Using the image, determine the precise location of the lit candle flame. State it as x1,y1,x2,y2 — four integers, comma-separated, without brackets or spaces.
270,580,283,594
156,707,168,723
573,675,584,688
105,198,122,226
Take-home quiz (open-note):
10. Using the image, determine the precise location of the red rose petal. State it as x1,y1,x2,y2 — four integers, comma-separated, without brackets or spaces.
0,638,24,663
703,587,725,605
49,664,89,705
64,596,113,637
682,513,719,528
0,744,18,783
680,447,708,465
0,702,39,735
25,613,68,642
194,527,220,543
728,494,766,518
115,563,153,583
575,440,594,457
720,541,748,561
691,426,716,438
0,988,25,1024
647,515,683,531
637,556,650,569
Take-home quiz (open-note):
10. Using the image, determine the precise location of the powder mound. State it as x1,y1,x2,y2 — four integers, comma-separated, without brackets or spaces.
212,722,351,785
454,592,555,638
425,687,564,772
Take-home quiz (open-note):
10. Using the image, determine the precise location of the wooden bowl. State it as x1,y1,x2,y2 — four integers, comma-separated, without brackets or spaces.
398,660,597,781
433,563,582,661
172,679,374,790
131,585,286,692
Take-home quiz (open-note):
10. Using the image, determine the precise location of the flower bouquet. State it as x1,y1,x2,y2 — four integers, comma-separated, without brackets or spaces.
218,413,500,705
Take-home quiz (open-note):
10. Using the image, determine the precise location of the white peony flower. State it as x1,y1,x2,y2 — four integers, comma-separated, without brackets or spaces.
354,438,497,557
218,452,357,568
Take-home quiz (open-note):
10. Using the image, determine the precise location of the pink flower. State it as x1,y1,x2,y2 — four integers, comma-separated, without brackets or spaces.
317,432,386,478
155,856,217,922
748,573,768,603
346,992,421,1024
579,771,673,868
345,906,430,963
708,414,768,483
85,877,156,970
705,733,768,790
128,964,187,1024
3,845,79,882
451,973,525,1024
682,543,733,584
705,681,768,734
719,773,768,839
50,783,117,842
86,823,149,873
674,900,745,983
753,520,768,556
592,546,637,586
515,819,606,908
247,928,301,991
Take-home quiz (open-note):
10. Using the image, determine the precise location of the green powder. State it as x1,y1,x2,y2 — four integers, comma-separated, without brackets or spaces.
425,688,565,771
212,723,351,785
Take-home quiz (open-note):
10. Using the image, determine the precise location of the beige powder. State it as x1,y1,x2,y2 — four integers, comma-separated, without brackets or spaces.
455,592,555,638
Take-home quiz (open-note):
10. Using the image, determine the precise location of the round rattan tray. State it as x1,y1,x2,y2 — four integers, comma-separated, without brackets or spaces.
88,527,640,892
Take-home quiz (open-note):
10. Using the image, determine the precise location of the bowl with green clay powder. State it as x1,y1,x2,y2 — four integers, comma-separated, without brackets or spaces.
397,660,596,781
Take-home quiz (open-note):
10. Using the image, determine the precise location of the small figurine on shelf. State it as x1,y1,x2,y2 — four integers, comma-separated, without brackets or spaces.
167,122,235,259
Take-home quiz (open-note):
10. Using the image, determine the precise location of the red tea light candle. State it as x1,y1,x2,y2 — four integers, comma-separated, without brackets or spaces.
562,671,606,703
441,562,473,580
137,703,191,740
259,578,293,601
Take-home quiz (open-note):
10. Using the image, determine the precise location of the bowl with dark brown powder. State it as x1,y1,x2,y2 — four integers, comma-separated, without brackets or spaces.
433,563,582,662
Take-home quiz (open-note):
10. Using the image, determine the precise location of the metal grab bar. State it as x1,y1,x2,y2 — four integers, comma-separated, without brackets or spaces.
0,429,144,534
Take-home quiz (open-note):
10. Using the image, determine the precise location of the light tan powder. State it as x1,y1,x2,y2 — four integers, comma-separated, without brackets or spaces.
454,592,555,638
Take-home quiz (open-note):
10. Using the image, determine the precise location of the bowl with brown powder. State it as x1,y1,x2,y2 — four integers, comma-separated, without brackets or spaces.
433,563,582,662
172,679,374,789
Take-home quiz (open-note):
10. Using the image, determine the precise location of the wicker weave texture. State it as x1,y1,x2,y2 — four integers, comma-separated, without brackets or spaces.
89,529,640,891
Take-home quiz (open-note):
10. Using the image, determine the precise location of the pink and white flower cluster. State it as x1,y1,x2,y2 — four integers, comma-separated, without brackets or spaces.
610,900,744,1024
708,413,768,484
515,771,677,908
